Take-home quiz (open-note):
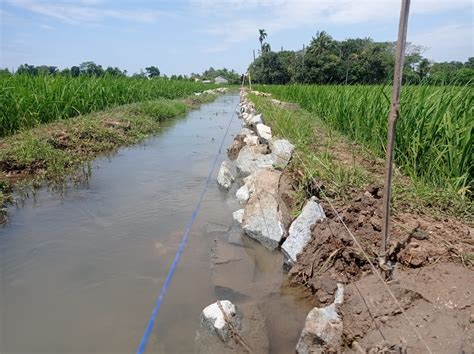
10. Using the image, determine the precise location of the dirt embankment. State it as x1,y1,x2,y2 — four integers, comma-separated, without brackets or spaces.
284,178,473,352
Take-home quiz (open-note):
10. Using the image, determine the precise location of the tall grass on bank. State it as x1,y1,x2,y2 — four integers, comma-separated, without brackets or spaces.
256,84,473,196
0,75,216,136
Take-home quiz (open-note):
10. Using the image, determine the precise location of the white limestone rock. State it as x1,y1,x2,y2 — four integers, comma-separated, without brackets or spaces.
201,300,241,343
243,135,259,146
248,114,263,127
235,146,274,176
236,185,250,204
232,209,244,224
296,284,344,353
270,139,294,167
282,196,326,264
241,169,290,250
256,123,272,142
217,161,235,190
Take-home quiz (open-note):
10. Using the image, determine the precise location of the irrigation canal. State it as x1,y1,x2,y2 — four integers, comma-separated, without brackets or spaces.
0,93,311,353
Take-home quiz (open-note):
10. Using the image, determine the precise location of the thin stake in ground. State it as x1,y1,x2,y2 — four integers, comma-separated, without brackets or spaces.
381,0,411,270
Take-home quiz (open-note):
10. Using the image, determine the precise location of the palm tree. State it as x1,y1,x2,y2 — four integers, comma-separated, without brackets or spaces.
258,29,267,54
309,30,333,55
262,43,271,54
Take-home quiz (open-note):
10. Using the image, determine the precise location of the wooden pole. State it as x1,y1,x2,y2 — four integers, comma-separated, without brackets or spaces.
253,49,256,61
381,0,411,268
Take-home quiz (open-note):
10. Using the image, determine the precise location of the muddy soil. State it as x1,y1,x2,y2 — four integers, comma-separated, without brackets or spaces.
285,184,473,351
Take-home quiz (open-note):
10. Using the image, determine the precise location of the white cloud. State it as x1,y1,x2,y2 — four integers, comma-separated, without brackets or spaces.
193,0,473,48
7,0,165,24
39,23,55,30
410,23,473,61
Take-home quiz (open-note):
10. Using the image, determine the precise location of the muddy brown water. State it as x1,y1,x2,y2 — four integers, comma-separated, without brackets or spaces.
0,94,311,354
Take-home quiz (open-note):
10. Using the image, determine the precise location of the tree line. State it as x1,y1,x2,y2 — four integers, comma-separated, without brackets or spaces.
0,62,242,84
0,62,161,78
249,30,474,85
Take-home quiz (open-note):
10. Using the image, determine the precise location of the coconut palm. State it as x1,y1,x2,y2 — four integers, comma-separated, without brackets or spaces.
259,29,268,54
309,31,333,55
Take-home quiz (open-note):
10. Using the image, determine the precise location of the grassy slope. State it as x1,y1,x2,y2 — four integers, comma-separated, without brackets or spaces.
254,84,473,200
0,75,218,136
0,93,218,221
250,94,473,223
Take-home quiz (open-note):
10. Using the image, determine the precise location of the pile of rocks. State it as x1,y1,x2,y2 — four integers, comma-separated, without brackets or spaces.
206,88,344,353
194,87,229,96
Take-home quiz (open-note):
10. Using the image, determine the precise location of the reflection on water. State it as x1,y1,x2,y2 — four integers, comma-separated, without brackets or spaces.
0,94,311,354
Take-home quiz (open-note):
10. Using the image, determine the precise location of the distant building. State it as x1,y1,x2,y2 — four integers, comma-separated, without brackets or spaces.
202,80,212,84
214,76,229,84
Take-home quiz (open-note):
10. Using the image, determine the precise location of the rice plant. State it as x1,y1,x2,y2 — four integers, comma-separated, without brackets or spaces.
255,84,473,196
0,75,216,136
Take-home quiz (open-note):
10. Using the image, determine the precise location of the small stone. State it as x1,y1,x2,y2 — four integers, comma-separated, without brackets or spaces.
296,285,344,353
232,209,244,224
256,123,272,142
296,306,343,353
217,161,235,189
248,114,263,127
201,300,241,343
236,185,250,204
243,135,259,146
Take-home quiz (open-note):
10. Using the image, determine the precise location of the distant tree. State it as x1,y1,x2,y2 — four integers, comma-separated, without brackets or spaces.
17,64,37,75
70,66,80,77
133,70,147,78
416,58,431,82
465,57,474,69
145,66,160,78
60,68,71,76
249,51,290,84
258,29,267,54
0,68,11,76
79,61,104,77
105,66,125,77
198,67,241,84
261,43,271,54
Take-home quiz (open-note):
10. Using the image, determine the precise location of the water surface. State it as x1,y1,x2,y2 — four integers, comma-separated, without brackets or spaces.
0,94,311,353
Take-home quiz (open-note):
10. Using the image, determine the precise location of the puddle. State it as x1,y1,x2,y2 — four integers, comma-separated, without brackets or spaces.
0,94,311,353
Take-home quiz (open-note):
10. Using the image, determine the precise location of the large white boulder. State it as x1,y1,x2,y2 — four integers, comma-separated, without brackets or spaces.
282,197,326,264
256,123,272,142
242,194,285,250
235,146,274,176
216,161,235,190
296,284,344,353
270,139,295,167
201,300,241,343
241,169,290,250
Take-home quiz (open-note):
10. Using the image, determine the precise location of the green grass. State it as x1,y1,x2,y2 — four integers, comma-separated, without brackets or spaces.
255,84,473,199
0,93,217,182
0,75,217,136
250,93,473,221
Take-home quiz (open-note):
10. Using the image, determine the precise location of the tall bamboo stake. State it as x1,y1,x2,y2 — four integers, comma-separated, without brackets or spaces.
381,0,411,267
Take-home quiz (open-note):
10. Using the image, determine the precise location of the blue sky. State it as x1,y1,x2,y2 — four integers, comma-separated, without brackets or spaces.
1,0,473,75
